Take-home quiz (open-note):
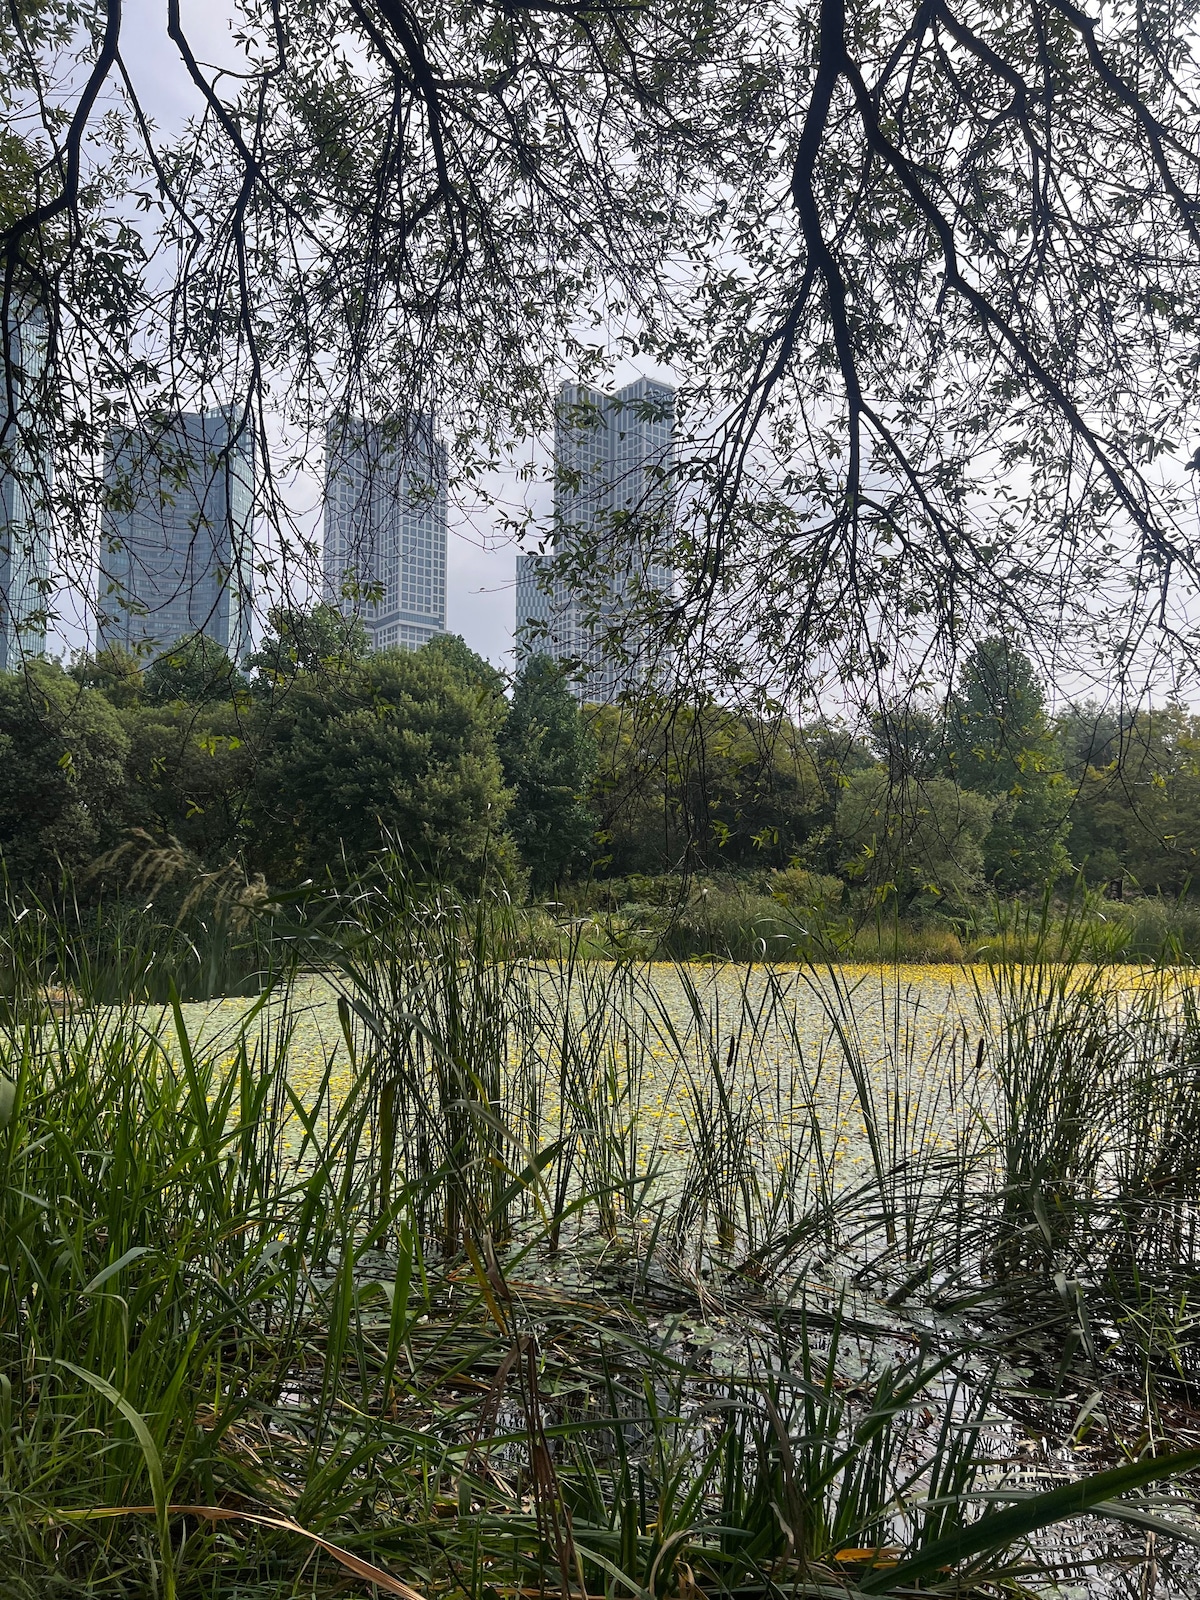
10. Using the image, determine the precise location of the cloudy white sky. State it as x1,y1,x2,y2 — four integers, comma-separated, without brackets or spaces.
60,1,570,670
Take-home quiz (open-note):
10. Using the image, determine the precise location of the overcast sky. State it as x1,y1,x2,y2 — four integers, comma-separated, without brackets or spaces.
60,1,559,670
88,4,675,673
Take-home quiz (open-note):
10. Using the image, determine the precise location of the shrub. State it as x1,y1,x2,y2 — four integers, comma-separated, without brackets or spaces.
768,864,844,910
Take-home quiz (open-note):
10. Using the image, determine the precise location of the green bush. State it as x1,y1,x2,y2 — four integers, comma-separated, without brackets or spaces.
768,864,844,910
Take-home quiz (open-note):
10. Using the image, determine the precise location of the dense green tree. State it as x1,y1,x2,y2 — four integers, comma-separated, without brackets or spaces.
784,719,877,879
868,702,947,782
590,702,825,876
586,707,669,876
500,655,596,892
120,702,257,867
837,770,995,908
0,661,130,887
255,647,511,884
1055,701,1127,784
248,602,371,688
1067,708,1200,895
979,787,1070,894
70,643,144,708
949,638,1070,890
422,632,507,703
143,635,246,707
950,637,1050,793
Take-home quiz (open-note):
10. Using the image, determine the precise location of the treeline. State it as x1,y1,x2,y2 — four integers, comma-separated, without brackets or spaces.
1,613,1198,924
588,636,1200,913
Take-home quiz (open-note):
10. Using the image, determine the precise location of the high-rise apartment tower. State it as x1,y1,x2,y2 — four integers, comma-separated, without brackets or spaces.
323,413,447,651
98,407,255,658
516,378,675,702
0,301,52,671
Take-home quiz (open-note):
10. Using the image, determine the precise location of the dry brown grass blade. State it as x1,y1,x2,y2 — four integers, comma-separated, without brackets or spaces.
53,1504,426,1599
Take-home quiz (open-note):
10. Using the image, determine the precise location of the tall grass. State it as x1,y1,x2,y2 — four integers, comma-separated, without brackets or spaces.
1,866,1199,1596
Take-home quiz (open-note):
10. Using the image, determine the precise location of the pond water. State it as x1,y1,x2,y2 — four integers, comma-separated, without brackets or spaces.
168,960,1183,1197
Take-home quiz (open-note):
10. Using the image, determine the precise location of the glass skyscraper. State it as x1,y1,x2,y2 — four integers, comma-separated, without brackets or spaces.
323,413,447,652
516,378,675,702
98,407,255,658
0,301,52,671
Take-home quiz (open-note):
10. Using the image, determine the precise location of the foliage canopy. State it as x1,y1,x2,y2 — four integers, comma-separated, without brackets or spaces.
0,1,1197,699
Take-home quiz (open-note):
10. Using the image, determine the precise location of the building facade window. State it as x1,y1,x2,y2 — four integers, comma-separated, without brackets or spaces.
98,407,255,660
323,413,447,653
0,302,52,672
515,378,676,703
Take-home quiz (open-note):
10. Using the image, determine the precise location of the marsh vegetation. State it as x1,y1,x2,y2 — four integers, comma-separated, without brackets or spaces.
3,874,1200,1597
